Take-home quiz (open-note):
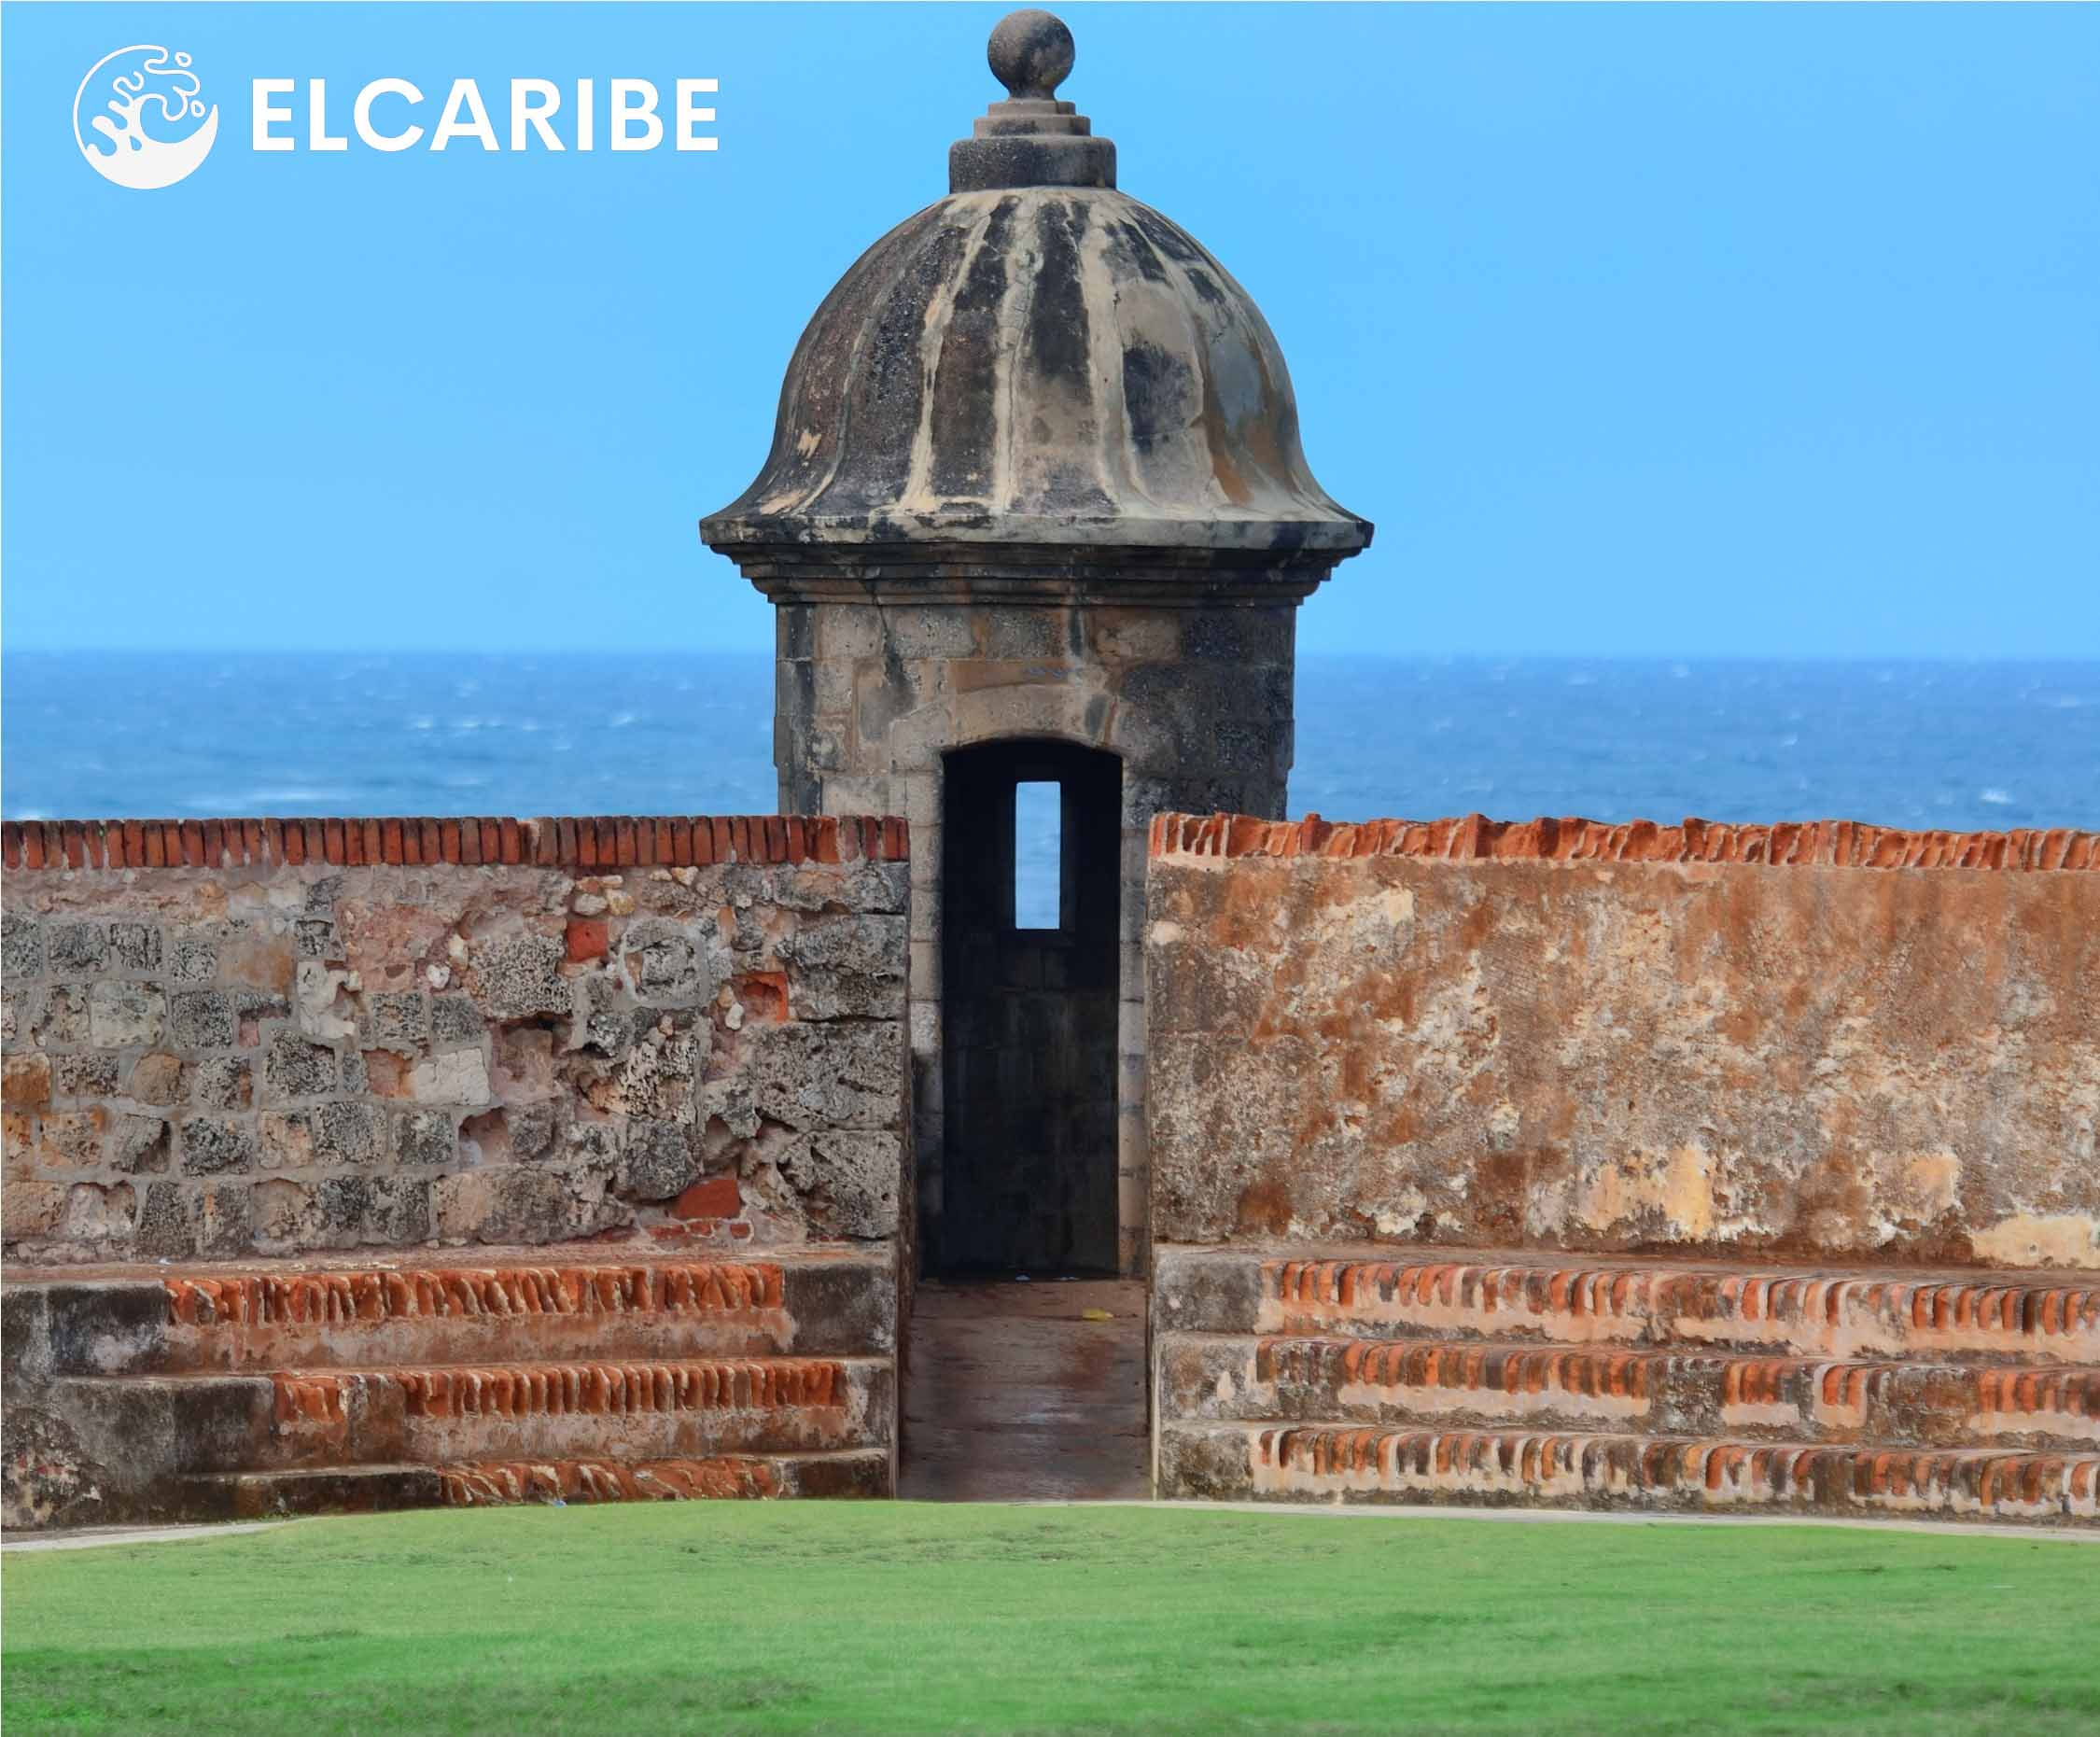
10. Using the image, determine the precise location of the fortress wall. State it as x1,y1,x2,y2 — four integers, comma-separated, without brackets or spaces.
1145,812,2100,1271
1,815,911,1269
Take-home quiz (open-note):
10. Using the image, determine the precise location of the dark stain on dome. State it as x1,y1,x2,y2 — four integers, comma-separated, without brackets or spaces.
1027,199,1093,394
929,198,1017,500
1122,341,1195,459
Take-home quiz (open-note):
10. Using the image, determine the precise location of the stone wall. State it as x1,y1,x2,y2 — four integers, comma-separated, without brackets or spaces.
2,814,910,1270
1146,812,2100,1271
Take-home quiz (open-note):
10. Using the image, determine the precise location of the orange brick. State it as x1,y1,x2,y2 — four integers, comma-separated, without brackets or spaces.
672,1176,742,1221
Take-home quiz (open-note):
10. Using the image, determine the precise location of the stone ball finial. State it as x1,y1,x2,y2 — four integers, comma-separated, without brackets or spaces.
988,9,1075,102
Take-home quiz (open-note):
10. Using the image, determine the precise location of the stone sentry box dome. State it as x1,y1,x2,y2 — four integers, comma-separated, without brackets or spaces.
704,10,1370,1279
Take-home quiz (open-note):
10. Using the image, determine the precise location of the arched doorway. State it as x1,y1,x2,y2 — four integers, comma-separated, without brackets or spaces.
937,739,1122,1276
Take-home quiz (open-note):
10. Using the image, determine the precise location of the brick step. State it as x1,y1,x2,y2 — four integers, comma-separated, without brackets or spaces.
1157,1334,2100,1452
1157,1422,2100,1526
1154,1246,2100,1366
4,1251,896,1377
174,1449,891,1520
46,1355,893,1475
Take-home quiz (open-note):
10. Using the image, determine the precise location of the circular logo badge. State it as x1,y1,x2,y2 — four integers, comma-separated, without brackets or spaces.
75,46,219,190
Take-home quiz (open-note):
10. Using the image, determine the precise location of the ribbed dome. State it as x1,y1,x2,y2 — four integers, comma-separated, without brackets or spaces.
702,13,1370,559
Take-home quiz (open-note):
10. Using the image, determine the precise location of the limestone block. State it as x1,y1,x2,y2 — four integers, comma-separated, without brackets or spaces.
1,912,44,981
48,923,110,979
469,933,570,1020
263,1031,339,1103
169,988,237,1053
109,922,163,973
90,982,166,1050
783,1131,903,1239
180,1117,259,1176
408,1048,491,1106
777,915,906,1019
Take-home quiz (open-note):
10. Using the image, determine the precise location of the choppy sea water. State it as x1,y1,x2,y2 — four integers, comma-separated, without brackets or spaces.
3,653,2095,834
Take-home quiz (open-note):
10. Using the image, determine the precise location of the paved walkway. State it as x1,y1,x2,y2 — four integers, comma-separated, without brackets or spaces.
900,1276,1150,1501
3,1520,283,1554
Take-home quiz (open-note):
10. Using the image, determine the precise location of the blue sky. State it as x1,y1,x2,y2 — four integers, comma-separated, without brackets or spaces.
4,2,2096,658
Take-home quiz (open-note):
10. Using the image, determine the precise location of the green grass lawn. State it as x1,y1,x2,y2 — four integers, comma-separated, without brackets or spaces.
4,1504,2095,1735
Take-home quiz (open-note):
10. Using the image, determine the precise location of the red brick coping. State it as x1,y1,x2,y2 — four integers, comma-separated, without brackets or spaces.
1149,811,2097,872
1,814,907,874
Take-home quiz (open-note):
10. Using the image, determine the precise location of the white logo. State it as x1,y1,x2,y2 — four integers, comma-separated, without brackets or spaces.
74,46,220,189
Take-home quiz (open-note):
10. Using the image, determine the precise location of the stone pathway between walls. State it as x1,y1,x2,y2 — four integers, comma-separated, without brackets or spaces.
901,1279,1149,1501
2,1521,286,1553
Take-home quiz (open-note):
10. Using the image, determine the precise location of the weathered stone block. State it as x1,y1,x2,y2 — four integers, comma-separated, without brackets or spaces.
169,989,237,1053
366,991,429,1051
58,1182,136,1243
2,1180,66,1239
167,930,218,983
33,988,91,1047
784,1132,903,1239
1,912,44,981
721,1021,903,1134
90,982,166,1049
263,1031,339,1103
777,915,906,1019
48,923,110,978
190,1057,253,1111
128,1053,186,1106
392,1107,457,1167
51,1054,119,1100
133,1180,196,1257
109,1115,172,1174
109,923,162,973
620,918,715,1007
315,1101,386,1165
219,929,296,996
619,1119,704,1201
313,1173,429,1246
181,1117,259,1176
196,1180,256,1257
408,1048,491,1106
259,1113,317,1170
432,1163,624,1245
470,934,570,1020
3,1055,53,1110
430,993,484,1048
31,1114,103,1166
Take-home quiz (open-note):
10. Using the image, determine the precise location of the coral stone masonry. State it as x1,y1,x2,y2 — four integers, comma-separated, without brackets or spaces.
2,814,908,1267
2,813,910,1523
1145,811,2100,1526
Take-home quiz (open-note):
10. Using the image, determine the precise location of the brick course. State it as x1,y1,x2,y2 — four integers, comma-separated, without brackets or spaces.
3,813,906,875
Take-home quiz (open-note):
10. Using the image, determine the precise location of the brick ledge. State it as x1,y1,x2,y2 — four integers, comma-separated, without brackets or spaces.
1,813,907,874
1149,810,2095,871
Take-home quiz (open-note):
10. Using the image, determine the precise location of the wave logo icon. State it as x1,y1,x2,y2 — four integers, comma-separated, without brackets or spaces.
74,46,219,189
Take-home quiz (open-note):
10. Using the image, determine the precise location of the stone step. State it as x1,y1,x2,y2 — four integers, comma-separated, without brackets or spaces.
1153,1246,2100,1366
175,1449,890,1520
4,1250,896,1378
1157,1422,2100,1526
48,1355,892,1475
1157,1334,2100,1452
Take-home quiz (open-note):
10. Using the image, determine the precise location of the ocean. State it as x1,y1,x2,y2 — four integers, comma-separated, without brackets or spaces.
3,653,2096,837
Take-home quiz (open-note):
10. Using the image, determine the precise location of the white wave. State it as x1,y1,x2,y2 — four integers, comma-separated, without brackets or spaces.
185,788,356,807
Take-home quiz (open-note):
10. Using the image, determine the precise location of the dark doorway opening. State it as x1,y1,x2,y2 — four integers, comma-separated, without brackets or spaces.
938,740,1121,1276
